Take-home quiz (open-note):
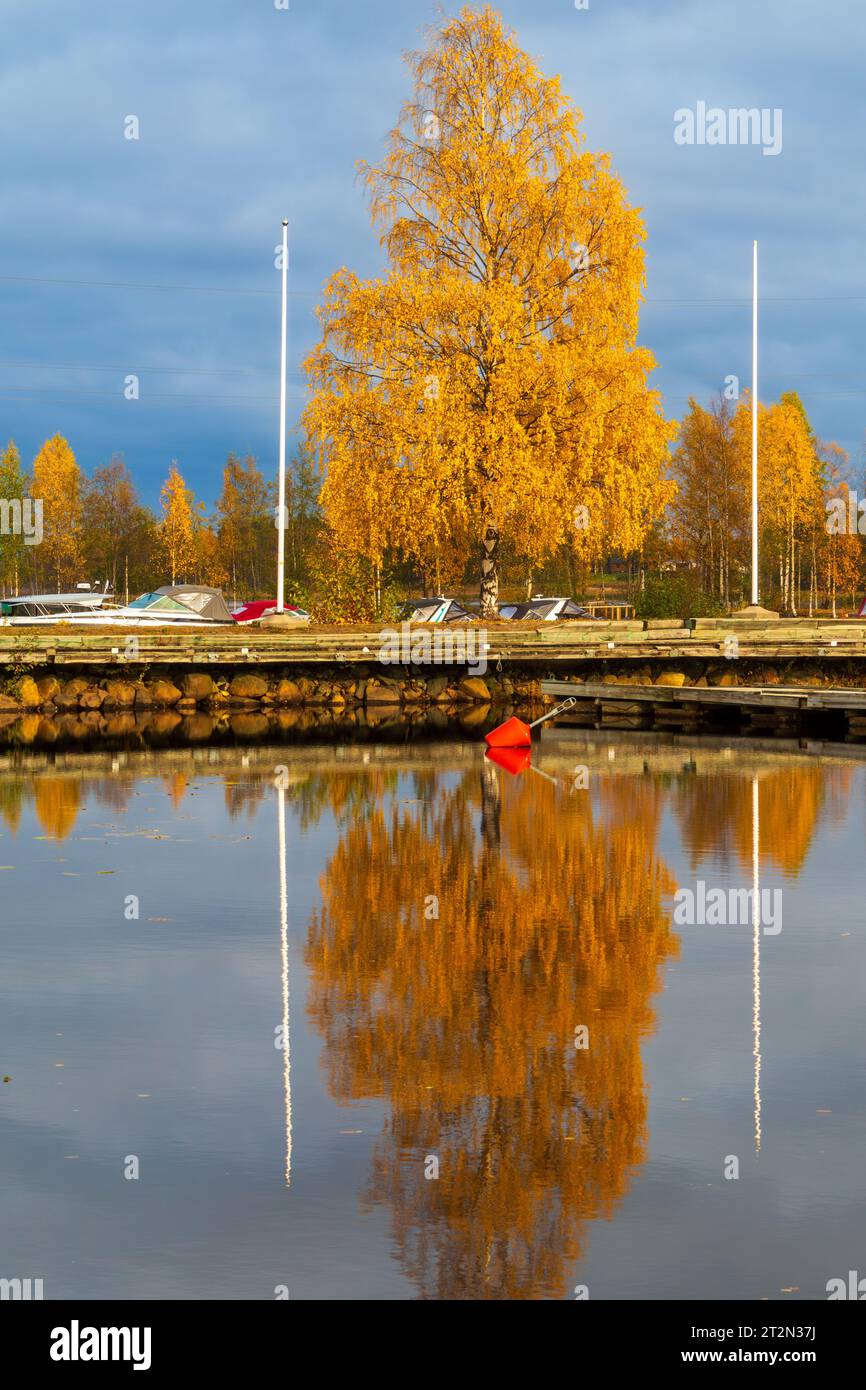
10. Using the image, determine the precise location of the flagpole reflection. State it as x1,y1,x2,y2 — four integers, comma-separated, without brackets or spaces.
752,775,762,1155
278,782,292,1186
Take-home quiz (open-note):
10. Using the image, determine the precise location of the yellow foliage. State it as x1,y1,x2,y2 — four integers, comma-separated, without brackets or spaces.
31,434,85,589
159,463,200,585
305,5,674,611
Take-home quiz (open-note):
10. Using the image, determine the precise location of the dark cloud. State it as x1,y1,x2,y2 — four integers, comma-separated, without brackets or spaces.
2,0,863,505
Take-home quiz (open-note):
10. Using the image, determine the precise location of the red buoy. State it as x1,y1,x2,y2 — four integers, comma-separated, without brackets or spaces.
484,696,578,748
484,715,531,748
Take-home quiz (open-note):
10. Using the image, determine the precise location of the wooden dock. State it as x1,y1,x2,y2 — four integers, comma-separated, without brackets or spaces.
542,678,866,738
4,616,866,667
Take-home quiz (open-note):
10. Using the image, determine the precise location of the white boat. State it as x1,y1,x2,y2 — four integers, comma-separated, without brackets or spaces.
0,585,113,623
0,585,235,628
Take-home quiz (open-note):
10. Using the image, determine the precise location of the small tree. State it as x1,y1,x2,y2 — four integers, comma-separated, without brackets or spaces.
159,463,200,585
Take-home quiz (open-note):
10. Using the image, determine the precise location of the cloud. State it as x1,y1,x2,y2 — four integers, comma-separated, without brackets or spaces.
2,0,864,505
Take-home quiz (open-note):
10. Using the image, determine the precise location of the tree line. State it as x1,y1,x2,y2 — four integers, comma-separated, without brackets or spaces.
0,435,322,605
664,392,862,616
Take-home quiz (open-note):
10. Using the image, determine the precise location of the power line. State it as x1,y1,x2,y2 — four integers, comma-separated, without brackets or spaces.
2,270,866,306
0,360,306,378
0,386,280,403
644,295,866,305
0,273,307,297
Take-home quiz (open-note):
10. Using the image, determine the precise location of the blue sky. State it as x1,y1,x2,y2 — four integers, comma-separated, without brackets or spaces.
2,0,864,509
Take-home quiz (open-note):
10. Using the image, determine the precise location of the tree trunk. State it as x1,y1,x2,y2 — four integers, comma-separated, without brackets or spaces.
479,525,499,618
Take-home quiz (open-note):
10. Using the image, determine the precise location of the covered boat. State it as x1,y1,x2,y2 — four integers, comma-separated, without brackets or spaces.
149,585,235,623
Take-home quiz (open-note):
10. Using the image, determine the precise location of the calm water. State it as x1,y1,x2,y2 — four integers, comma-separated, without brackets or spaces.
1,727,864,1301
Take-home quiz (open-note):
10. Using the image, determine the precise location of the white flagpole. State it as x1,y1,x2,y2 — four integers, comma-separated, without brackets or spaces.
276,218,288,614
751,240,759,606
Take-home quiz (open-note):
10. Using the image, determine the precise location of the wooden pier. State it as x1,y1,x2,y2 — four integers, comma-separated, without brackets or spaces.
541,678,866,739
3,615,866,668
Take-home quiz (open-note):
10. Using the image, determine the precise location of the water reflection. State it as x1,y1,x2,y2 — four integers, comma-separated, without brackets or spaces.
305,757,679,1299
1,734,864,1299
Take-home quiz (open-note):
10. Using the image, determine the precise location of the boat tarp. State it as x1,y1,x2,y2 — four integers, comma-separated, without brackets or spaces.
154,585,235,622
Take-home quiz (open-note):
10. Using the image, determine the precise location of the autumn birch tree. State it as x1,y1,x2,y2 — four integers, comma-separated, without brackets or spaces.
305,5,674,615
31,434,85,590
0,439,27,595
159,462,199,585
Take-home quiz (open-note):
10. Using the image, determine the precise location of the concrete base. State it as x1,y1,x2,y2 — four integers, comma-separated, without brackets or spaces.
259,613,307,630
732,604,780,620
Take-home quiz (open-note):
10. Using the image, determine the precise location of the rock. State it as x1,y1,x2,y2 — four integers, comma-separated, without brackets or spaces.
706,669,739,688
148,679,182,706
79,686,106,710
274,679,302,705
365,680,402,704
9,676,41,709
35,675,61,704
102,680,137,709
0,692,20,713
54,677,90,711
180,672,215,702
426,675,449,698
654,671,687,687
133,683,154,708
229,673,269,700
457,676,491,702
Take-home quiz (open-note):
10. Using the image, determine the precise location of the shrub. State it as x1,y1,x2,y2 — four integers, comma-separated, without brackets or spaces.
636,576,726,619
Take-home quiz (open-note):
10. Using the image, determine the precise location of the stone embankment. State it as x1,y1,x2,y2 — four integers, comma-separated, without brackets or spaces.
0,667,536,717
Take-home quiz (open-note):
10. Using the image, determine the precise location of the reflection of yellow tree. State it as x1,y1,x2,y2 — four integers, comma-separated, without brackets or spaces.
0,776,26,835
33,778,81,841
162,773,188,809
674,766,852,878
306,765,677,1299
